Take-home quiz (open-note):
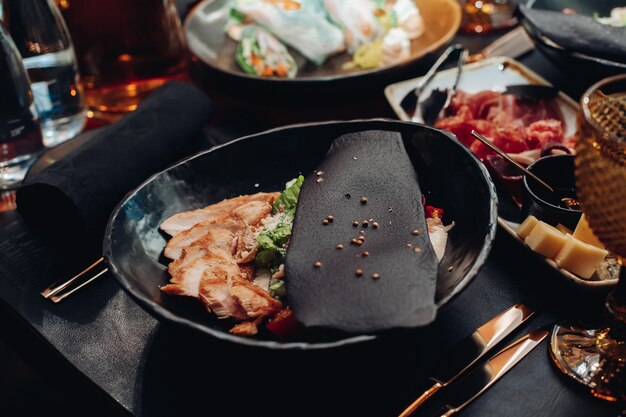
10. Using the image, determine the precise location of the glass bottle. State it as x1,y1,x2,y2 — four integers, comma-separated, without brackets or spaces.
2,0,86,147
0,22,44,189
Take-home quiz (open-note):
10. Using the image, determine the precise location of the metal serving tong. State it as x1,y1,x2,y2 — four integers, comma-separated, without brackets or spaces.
420,48,468,125
41,257,108,303
399,44,467,120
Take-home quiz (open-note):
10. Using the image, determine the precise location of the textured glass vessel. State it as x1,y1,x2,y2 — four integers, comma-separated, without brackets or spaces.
550,74,626,402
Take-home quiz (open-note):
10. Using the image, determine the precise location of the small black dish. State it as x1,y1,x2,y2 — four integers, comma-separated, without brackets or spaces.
523,154,582,230
103,119,497,349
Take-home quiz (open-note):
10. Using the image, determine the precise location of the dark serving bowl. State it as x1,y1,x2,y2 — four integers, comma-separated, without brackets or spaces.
103,120,497,349
519,0,626,77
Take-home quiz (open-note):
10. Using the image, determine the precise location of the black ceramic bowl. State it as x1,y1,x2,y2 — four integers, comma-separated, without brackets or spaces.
103,120,497,349
523,154,582,230
519,0,626,78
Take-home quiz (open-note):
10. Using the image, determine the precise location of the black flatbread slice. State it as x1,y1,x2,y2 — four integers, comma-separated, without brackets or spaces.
284,130,439,333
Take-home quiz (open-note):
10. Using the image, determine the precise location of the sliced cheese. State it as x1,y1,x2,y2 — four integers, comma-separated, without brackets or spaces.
525,221,567,259
517,215,539,239
555,234,609,279
573,213,605,250
556,223,573,235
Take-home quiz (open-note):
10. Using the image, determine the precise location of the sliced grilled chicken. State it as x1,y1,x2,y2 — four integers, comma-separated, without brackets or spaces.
233,226,260,264
160,192,279,236
198,276,249,320
162,249,240,298
229,321,260,336
164,220,239,260
161,192,284,333
229,276,282,319
230,200,276,226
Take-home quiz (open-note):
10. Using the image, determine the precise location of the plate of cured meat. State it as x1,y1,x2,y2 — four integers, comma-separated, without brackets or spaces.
384,56,620,288
103,120,497,349
184,0,461,82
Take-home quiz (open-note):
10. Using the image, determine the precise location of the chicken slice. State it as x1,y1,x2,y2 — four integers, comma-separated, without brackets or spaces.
198,277,248,320
164,220,239,260
229,276,282,319
229,321,259,336
160,192,279,236
162,249,240,299
230,200,275,226
168,244,209,278
234,226,260,264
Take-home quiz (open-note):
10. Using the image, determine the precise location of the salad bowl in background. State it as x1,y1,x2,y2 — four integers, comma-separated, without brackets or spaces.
518,0,626,77
103,120,497,349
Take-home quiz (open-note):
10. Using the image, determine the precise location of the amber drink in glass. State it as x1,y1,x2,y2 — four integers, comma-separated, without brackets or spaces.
55,0,188,121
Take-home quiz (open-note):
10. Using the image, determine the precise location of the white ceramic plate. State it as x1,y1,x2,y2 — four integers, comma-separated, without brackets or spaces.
384,56,620,288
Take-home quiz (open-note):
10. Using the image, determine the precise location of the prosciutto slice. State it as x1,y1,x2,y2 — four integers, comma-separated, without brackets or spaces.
436,90,569,160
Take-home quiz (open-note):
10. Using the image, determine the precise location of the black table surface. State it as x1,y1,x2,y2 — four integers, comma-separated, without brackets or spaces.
1,20,625,417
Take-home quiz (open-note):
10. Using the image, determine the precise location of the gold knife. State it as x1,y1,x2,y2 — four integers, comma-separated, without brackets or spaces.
398,304,534,417
435,329,549,417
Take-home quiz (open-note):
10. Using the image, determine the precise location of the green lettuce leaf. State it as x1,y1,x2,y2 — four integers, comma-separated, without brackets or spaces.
272,175,304,214
254,176,304,269
269,279,286,298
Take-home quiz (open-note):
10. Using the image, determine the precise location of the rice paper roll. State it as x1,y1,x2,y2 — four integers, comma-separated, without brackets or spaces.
380,27,411,66
233,0,345,65
324,0,386,52
236,26,297,78
391,0,425,39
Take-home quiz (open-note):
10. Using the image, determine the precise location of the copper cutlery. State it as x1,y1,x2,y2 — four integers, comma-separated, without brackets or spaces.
398,303,535,417
432,329,549,417
41,257,108,303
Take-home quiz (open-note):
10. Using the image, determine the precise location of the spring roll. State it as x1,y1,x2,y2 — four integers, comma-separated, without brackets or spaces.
392,0,425,39
236,26,297,78
233,0,345,65
380,27,410,66
324,0,386,52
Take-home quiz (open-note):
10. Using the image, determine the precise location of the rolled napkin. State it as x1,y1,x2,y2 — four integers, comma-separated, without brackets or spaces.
285,131,439,333
520,5,626,64
16,81,213,246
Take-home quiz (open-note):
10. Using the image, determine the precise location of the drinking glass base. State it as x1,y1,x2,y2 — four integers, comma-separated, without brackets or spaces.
0,153,39,190
550,325,626,402
42,111,88,148
84,75,187,123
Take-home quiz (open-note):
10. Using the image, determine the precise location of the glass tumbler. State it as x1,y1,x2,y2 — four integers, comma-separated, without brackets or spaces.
459,0,517,33
55,0,188,122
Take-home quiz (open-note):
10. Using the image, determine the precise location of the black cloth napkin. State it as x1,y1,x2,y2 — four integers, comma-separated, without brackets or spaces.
285,131,439,333
520,5,626,64
16,81,213,249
